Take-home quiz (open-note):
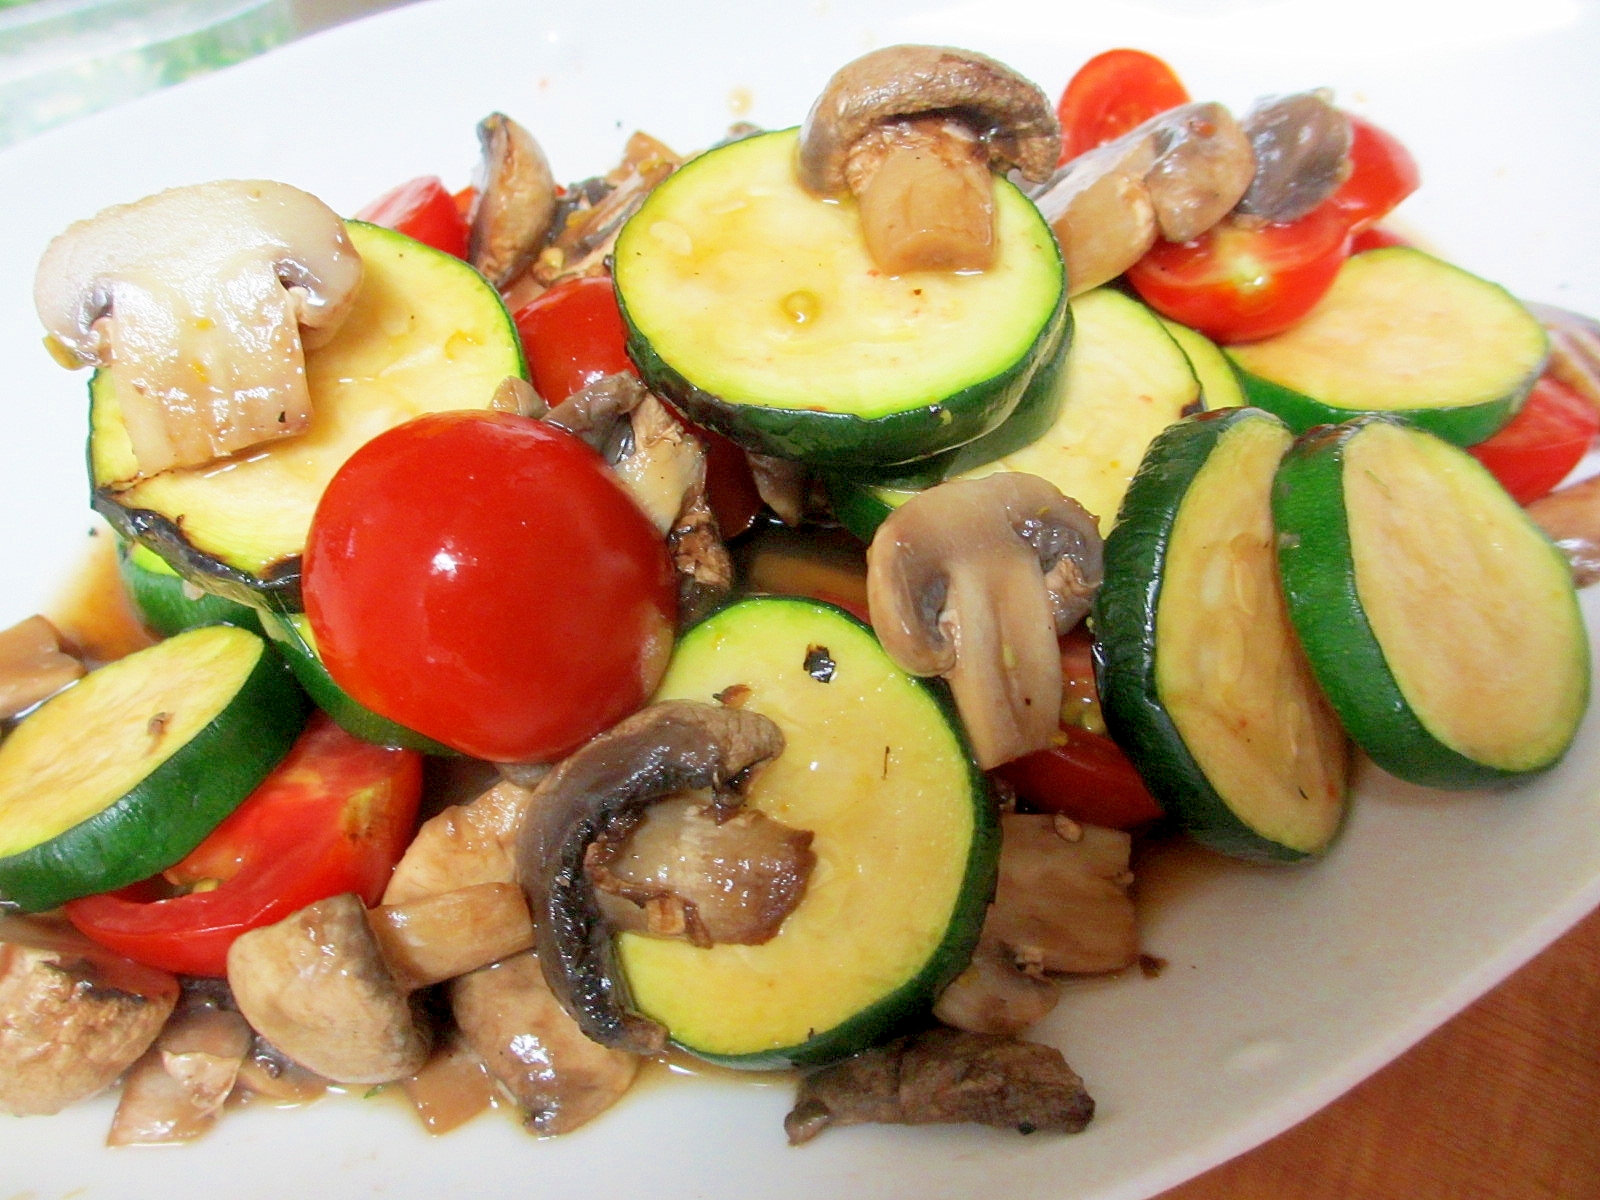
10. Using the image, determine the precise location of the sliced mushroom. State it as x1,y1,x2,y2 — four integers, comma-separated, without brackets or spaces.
399,1032,499,1136
867,474,1104,769
936,814,1138,1036
452,949,639,1135
588,796,815,946
0,914,179,1116
227,886,533,1085
1032,103,1255,294
1233,91,1352,223
233,1035,328,1105
784,1026,1094,1145
1529,473,1600,587
1526,302,1600,412
34,180,362,477
0,614,84,721
516,700,785,1055
746,450,808,526
469,113,559,290
614,391,707,535
798,45,1059,273
108,1004,252,1145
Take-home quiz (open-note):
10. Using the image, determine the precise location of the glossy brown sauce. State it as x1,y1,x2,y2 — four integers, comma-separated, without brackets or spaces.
44,524,156,665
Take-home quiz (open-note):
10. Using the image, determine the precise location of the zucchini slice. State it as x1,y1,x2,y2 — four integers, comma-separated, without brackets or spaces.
639,596,998,1067
1227,248,1548,446
1159,317,1248,411
118,541,261,637
615,128,1067,468
257,610,453,755
1273,416,1589,787
827,288,1201,539
90,221,526,610
0,626,308,910
1094,408,1350,861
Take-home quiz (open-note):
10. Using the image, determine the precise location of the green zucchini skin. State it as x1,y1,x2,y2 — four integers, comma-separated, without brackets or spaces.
0,631,309,911
258,611,454,755
1272,417,1588,788
1093,408,1342,862
615,129,1068,469
1226,248,1548,447
118,541,262,637
638,595,998,1068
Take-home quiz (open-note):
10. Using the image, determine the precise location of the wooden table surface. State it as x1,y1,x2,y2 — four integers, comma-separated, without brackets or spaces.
1157,902,1600,1199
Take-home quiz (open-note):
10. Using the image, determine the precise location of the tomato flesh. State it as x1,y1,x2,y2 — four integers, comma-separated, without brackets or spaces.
304,410,677,763
1469,375,1600,505
64,715,422,977
1056,48,1190,164
513,275,637,403
355,176,471,260
997,725,1164,830
1127,204,1352,343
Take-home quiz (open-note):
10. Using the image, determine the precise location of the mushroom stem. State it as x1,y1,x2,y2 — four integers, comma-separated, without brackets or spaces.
853,117,996,273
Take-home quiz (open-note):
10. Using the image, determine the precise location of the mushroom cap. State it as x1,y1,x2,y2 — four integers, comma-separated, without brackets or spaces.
798,45,1060,197
1233,91,1353,223
866,473,1103,769
227,893,430,1085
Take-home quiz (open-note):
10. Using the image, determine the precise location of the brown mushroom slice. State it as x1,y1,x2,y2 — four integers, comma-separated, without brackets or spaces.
1529,474,1600,587
1233,91,1352,223
1034,102,1254,294
866,474,1104,769
784,1026,1094,1145
469,113,558,290
0,614,84,721
1526,302,1600,411
516,700,785,1055
108,1006,252,1145
452,949,639,1135
0,914,179,1116
798,44,1059,274
383,777,538,905
533,131,681,290
34,180,362,477
614,392,707,535
589,796,815,947
233,1036,328,1106
933,940,1063,1037
399,1033,499,1136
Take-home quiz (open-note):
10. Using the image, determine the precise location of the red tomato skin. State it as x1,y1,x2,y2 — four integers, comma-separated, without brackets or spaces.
64,716,421,977
1328,115,1420,234
355,176,471,260
996,724,1164,830
1056,48,1190,164
513,276,637,403
1126,205,1352,344
304,411,677,763
1469,376,1600,505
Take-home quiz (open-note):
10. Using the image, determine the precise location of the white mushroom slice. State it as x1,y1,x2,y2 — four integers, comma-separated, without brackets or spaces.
108,1006,252,1145
469,113,558,290
614,392,704,535
382,778,537,905
34,181,362,477
0,914,178,1116
366,882,535,991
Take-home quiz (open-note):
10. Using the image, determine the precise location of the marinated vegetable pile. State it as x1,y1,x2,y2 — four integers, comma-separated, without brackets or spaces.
2,42,1596,1149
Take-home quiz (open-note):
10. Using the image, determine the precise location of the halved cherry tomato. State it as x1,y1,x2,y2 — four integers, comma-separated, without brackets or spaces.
513,275,637,403
1056,48,1190,165
355,176,471,260
305,410,677,763
1328,115,1420,235
64,715,422,977
1469,375,1600,505
1349,225,1410,253
1126,203,1353,343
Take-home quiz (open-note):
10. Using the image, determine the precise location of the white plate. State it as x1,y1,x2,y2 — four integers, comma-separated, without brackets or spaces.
3,1,1599,1196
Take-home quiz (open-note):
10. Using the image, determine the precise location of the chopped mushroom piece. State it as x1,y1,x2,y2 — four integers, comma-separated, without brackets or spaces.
452,950,639,1135
383,778,538,904
784,1027,1094,1145
1529,474,1600,587
0,914,178,1116
399,1032,500,1136
0,614,84,721
228,886,533,1086
867,474,1104,769
34,180,362,477
516,700,785,1055
1233,90,1352,223
1032,102,1255,294
798,45,1059,273
108,1005,252,1145
469,113,558,290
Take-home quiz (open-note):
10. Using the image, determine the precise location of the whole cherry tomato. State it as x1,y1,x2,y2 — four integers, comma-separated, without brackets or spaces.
65,715,422,977
1327,115,1420,235
1469,376,1600,505
1056,48,1190,165
513,275,637,403
304,410,677,763
356,176,471,260
1126,203,1353,343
